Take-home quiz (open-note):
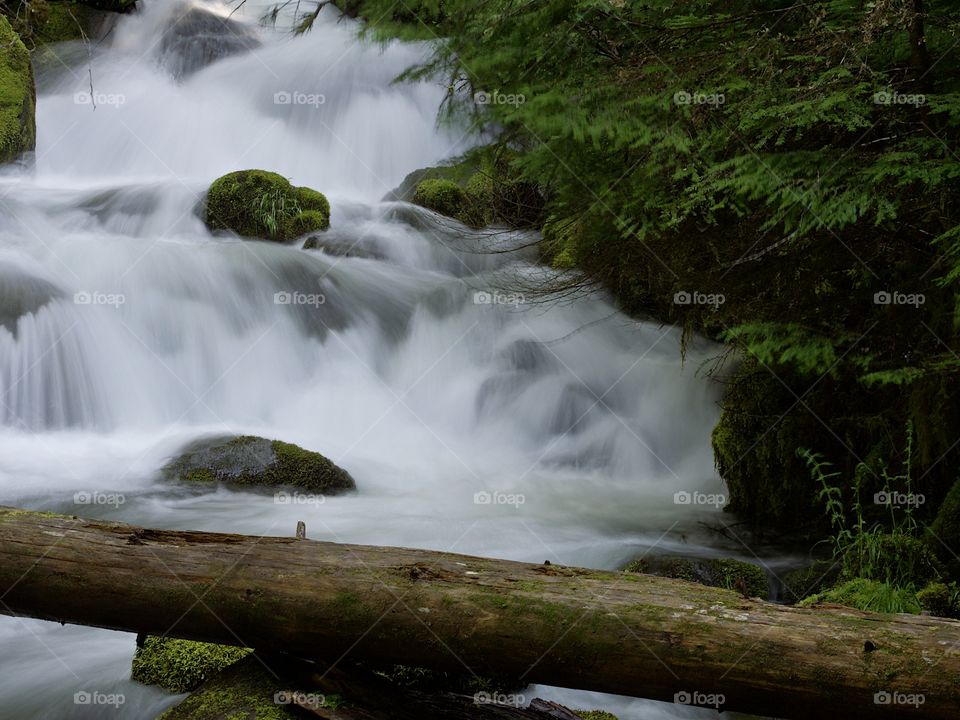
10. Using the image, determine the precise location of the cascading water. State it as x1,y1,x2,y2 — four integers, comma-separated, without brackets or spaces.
0,2,752,717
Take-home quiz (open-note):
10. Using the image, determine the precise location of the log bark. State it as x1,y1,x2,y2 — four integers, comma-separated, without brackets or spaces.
0,506,958,719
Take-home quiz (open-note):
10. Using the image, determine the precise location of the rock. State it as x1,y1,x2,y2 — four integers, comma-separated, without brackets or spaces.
0,16,36,164
204,170,330,242
412,179,470,221
162,435,355,495
158,5,260,79
779,560,840,604
625,555,769,599
0,262,63,334
930,478,960,567
157,655,301,720
302,235,385,259
132,636,251,693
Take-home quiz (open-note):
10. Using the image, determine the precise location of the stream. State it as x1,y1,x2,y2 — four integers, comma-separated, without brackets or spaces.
0,2,781,717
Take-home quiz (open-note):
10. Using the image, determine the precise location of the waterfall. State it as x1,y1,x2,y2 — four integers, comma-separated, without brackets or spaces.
0,2,734,717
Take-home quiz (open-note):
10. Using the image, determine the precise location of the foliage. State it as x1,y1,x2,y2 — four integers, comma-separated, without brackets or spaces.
131,636,251,693
625,555,768,598
916,581,960,618
320,0,960,532
799,578,922,614
798,426,943,588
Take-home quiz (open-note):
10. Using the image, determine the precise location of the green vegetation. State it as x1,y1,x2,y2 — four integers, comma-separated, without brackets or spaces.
131,636,251,693
322,0,960,541
625,555,768,598
162,435,356,495
157,655,299,719
0,15,34,164
205,170,330,241
574,712,618,720
799,578,922,614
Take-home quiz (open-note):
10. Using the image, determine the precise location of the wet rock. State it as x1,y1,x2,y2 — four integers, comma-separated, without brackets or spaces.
158,5,260,78
162,435,355,495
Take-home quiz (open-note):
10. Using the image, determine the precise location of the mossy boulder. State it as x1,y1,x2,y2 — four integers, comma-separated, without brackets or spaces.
162,435,355,495
574,712,618,720
157,655,300,720
779,560,841,604
204,170,330,242
929,478,960,567
412,179,471,221
132,636,251,693
625,555,768,598
917,581,960,618
0,16,36,165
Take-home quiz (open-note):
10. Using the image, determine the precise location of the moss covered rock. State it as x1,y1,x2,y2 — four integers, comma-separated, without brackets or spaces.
916,581,960,618
157,655,301,720
779,561,841,604
574,712,618,720
625,555,768,598
204,170,330,242
0,16,36,165
162,435,355,495
412,178,470,219
929,478,960,566
132,636,250,693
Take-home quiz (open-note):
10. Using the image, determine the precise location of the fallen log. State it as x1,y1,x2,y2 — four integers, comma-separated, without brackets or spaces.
0,507,958,719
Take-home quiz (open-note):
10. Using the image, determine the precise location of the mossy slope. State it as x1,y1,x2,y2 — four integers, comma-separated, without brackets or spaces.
0,16,35,164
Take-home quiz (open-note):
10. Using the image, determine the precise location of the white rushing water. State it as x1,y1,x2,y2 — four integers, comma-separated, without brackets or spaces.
0,2,752,718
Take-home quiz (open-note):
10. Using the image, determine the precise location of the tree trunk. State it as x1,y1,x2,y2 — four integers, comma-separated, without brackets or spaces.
0,507,958,719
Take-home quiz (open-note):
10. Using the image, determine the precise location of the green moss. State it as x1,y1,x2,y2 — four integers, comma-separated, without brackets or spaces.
929,478,960,565
413,179,469,220
163,435,355,495
157,655,298,720
0,16,35,164
574,711,619,720
204,170,330,242
799,578,922,614
916,581,960,618
781,561,841,604
132,636,251,693
625,555,767,598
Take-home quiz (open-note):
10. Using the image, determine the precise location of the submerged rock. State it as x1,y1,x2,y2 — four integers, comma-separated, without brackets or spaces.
158,5,260,78
204,170,330,242
625,555,769,599
162,435,355,495
0,262,63,334
132,636,251,693
0,16,36,165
